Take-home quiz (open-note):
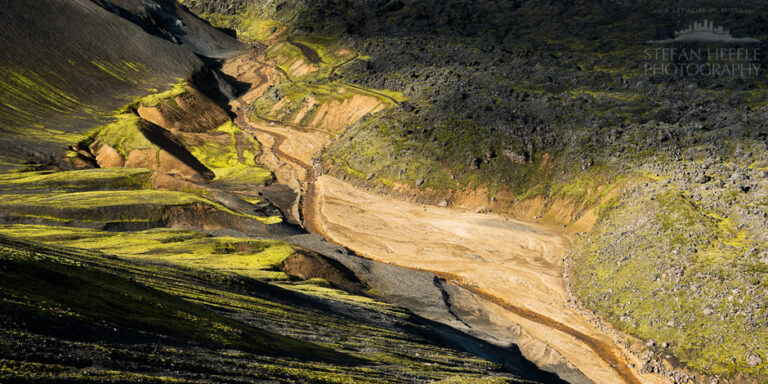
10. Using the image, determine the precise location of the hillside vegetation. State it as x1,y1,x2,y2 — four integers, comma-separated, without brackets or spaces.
0,233,520,383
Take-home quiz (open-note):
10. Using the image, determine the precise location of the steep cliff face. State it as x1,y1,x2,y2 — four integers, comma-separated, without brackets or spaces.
0,0,244,170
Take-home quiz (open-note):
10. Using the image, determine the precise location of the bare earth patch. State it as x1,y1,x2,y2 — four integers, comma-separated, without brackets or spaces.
311,175,669,384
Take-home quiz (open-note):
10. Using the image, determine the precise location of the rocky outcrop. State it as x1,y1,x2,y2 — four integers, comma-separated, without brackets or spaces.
137,87,231,133
94,144,125,168
282,249,366,292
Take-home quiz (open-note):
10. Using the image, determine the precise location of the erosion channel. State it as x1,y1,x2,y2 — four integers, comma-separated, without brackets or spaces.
224,44,670,384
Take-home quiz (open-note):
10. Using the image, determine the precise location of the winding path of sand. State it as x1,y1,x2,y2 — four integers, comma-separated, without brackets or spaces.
227,49,669,384
237,112,667,383
311,176,640,384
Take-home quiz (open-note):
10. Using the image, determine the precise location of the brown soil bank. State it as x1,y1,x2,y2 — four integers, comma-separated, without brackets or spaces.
137,87,231,133
282,249,366,293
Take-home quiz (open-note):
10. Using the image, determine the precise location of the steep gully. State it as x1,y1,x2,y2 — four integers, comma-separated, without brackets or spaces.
227,48,667,384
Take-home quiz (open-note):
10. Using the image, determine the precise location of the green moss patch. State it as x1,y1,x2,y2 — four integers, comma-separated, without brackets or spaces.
0,225,294,280
120,80,188,112
0,189,281,225
0,168,151,191
188,121,273,185
573,182,768,378
88,112,152,157
185,8,283,42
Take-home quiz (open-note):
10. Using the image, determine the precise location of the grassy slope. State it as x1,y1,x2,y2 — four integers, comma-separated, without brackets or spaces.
0,168,281,225
573,166,768,379
187,121,273,185
0,233,516,383
0,168,152,191
0,225,295,281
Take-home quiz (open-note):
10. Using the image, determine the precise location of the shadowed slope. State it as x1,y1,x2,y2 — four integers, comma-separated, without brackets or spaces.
0,0,245,170
0,233,527,383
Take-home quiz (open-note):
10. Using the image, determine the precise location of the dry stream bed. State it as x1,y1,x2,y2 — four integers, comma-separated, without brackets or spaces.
224,47,672,384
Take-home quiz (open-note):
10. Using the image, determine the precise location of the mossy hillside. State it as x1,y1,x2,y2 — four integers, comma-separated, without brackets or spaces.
0,188,281,225
0,225,294,281
250,80,359,125
320,59,662,200
121,80,189,112
0,66,94,130
0,168,152,192
79,85,276,190
267,39,316,79
266,35,356,81
88,112,153,157
85,81,188,158
0,61,151,141
321,126,628,225
267,36,406,105
0,234,518,383
0,246,324,359
0,190,203,223
320,111,455,190
0,189,203,210
286,35,339,61
89,81,188,157
573,179,768,378
89,60,149,85
178,4,284,43
252,37,404,130
0,224,403,311
0,358,188,384
320,109,607,201
188,121,273,185
187,5,356,81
